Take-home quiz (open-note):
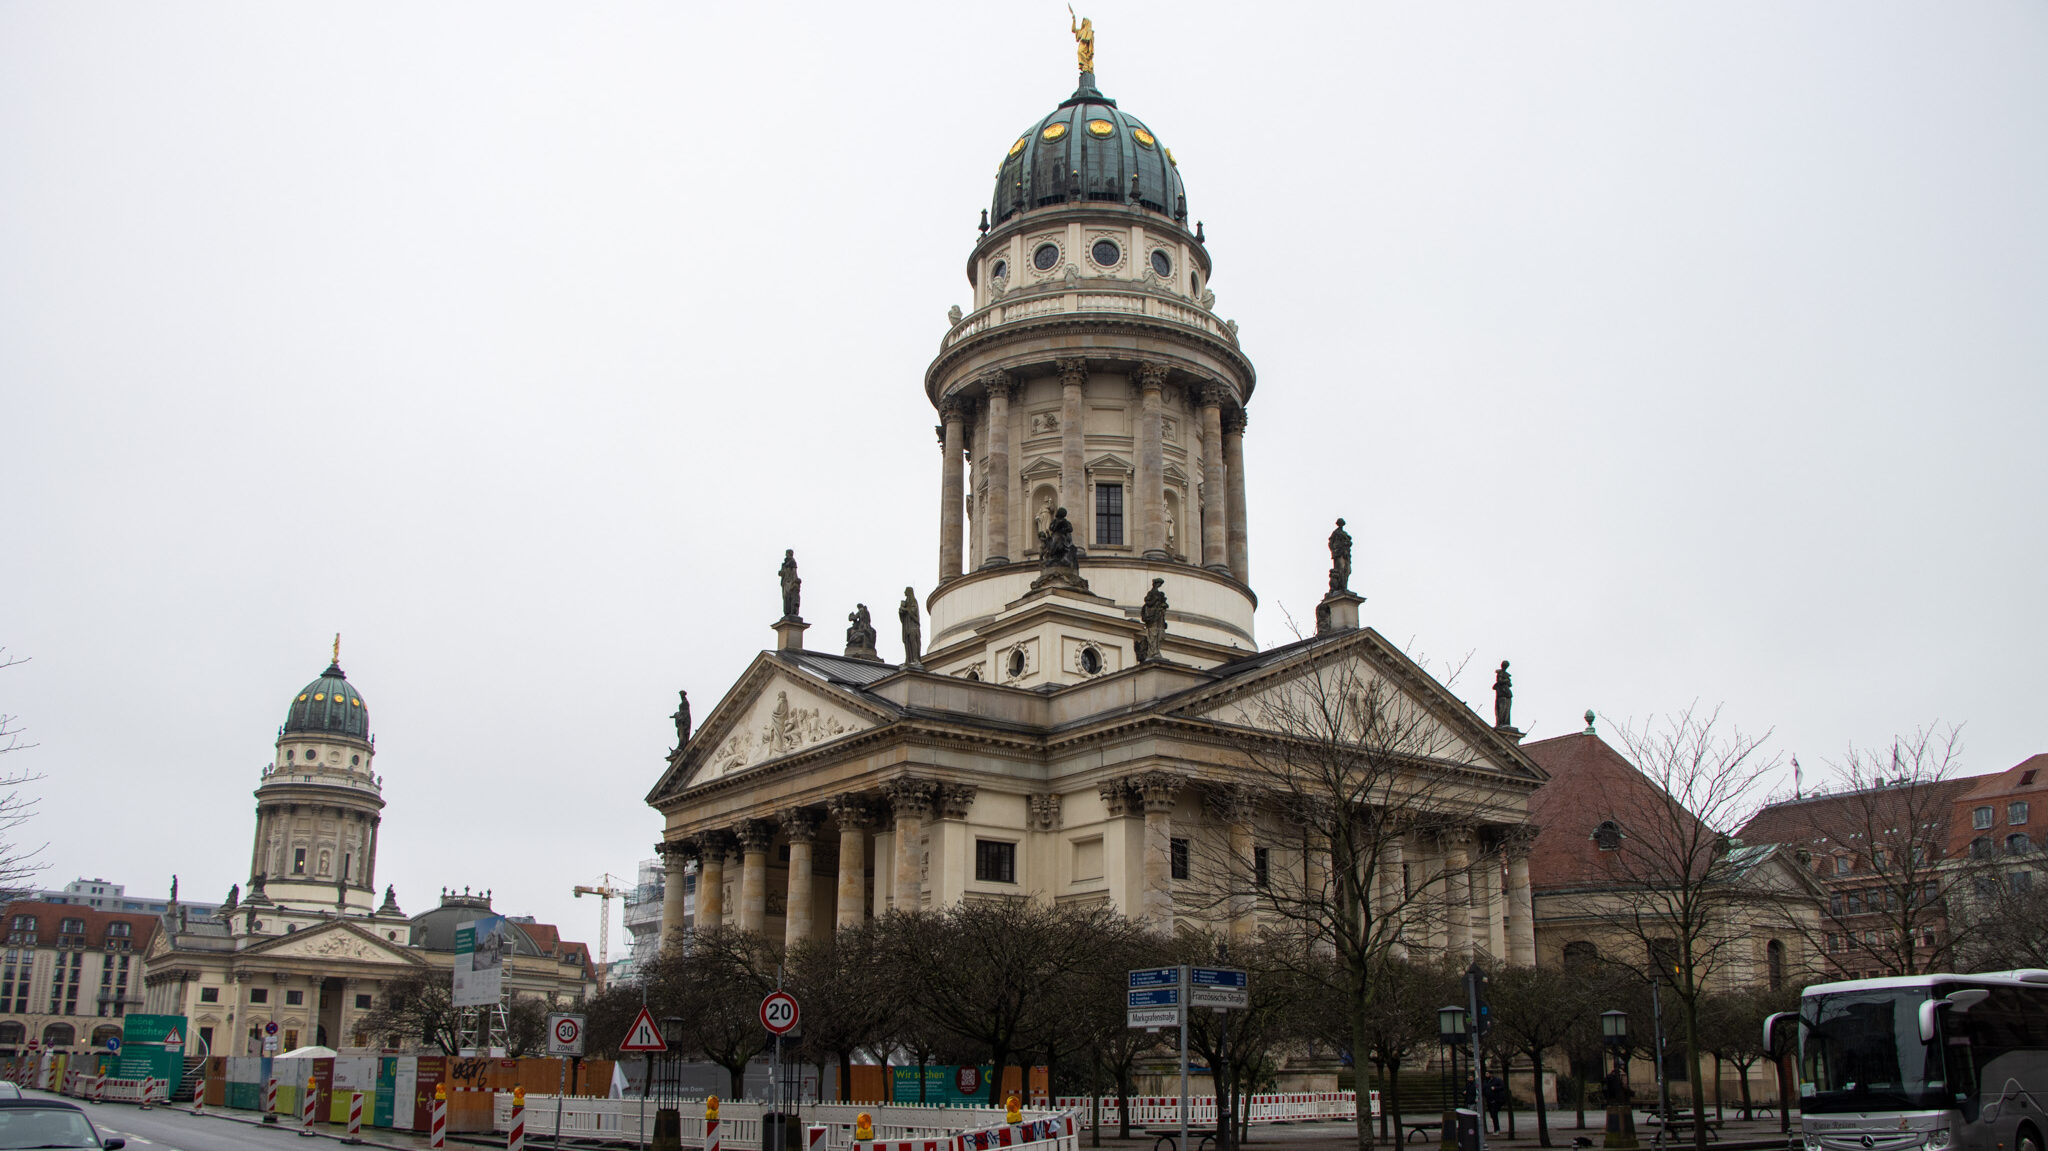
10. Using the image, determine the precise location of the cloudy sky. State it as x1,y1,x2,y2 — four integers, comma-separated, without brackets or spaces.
3,2,2042,952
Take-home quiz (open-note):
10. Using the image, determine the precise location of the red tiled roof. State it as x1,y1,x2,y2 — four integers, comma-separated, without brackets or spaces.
0,901,159,948
1948,753,2048,857
1522,731,1711,890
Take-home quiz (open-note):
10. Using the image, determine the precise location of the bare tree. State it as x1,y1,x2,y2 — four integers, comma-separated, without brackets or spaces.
0,650,46,900
1182,642,1524,1150
787,920,899,1102
355,969,461,1053
645,926,778,1097
1696,985,1795,1121
1490,964,1594,1147
1558,706,1783,1151
1956,867,2048,971
1739,725,1977,976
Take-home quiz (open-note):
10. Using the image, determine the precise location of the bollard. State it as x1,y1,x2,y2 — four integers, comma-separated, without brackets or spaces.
706,1095,722,1151
264,1077,280,1123
509,1086,526,1151
431,1084,448,1151
193,1073,206,1114
94,1073,105,1104
138,1076,154,1110
299,1074,318,1136
344,1090,364,1144
807,1126,828,1151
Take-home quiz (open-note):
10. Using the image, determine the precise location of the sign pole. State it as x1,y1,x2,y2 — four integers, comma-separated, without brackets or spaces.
554,1057,566,1150
1179,965,1189,1151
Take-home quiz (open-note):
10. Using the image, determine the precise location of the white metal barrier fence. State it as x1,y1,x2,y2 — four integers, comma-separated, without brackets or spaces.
489,1098,1067,1148
1052,1092,1371,1127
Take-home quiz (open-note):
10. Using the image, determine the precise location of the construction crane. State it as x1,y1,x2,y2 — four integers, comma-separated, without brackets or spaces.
572,874,627,968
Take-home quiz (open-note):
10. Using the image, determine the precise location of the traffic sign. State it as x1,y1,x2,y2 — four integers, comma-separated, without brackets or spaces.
1126,1007,1183,1029
1189,967,1248,1010
1128,987,1181,1009
760,990,799,1036
547,1013,586,1057
162,1028,183,1049
104,1037,121,1052
618,1006,667,1053
1128,967,1179,989
265,1021,279,1036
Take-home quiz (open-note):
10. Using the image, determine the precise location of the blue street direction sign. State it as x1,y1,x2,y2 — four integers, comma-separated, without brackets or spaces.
1189,967,1249,1009
1128,987,1181,1009
1128,967,1180,989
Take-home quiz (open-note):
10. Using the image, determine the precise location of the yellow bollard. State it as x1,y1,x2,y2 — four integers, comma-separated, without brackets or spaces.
706,1096,720,1122
854,1112,873,1141
1005,1094,1022,1125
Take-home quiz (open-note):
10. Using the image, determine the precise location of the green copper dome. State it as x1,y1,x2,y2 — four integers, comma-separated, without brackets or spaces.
283,662,370,740
991,75,1188,227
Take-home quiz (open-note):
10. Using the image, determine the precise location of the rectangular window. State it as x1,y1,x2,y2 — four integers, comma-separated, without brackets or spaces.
199,986,220,1003
1834,856,1851,875
973,839,1016,884
1975,806,1995,830
249,988,269,1004
2013,871,2034,893
293,848,306,874
1071,837,1104,882
354,994,372,1010
1871,848,1886,870
1253,846,1270,888
1094,483,1124,546
1846,892,1865,914
285,990,303,1006
284,1029,298,1051
1825,934,1839,953
1170,837,1189,881
2012,801,2031,826
1924,881,1940,904
1829,892,1843,916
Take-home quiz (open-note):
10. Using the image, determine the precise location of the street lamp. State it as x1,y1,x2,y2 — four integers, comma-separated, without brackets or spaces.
1439,1006,1468,1139
1599,1011,1637,1150
1440,1005,1469,1045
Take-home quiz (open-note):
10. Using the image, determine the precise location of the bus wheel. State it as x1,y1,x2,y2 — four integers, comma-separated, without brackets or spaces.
2019,1130,2041,1151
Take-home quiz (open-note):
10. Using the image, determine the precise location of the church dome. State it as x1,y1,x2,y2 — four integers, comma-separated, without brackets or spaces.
283,662,370,740
991,76,1188,227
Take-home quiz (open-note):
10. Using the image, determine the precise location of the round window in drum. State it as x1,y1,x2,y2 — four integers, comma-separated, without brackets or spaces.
1080,647,1102,675
1033,243,1060,272
1151,250,1172,277
1091,238,1121,267
991,258,1008,283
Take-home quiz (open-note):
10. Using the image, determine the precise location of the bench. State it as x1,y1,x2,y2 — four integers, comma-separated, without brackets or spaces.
1403,1121,1442,1143
1148,1129,1219,1151
1645,1115,1723,1142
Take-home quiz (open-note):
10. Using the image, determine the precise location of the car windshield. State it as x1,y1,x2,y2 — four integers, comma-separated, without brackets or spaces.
0,1107,100,1149
1800,988,1949,1113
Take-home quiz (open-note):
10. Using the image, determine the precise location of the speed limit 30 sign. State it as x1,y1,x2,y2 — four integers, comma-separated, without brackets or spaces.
760,990,799,1035
546,1012,586,1057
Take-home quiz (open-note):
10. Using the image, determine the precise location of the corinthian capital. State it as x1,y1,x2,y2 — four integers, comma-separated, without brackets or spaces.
1056,358,1089,390
735,819,776,852
1203,783,1259,825
1135,362,1169,391
882,777,937,818
779,808,822,844
1199,382,1230,409
936,783,979,821
1130,771,1186,813
940,394,974,422
826,793,877,831
981,371,1016,402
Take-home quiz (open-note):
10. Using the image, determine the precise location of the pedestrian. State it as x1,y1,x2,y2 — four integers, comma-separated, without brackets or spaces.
1485,1074,1507,1133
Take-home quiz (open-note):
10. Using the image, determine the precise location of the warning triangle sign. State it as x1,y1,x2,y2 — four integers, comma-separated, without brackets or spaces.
163,1029,183,1047
617,1007,666,1053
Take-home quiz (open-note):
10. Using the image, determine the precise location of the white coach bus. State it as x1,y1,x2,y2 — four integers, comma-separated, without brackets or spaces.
1769,970,2048,1151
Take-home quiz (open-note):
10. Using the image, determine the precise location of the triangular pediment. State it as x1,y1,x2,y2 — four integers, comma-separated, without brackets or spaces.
1166,629,1544,782
240,920,426,967
144,924,174,961
647,653,894,803
1086,452,1132,473
1020,456,1063,480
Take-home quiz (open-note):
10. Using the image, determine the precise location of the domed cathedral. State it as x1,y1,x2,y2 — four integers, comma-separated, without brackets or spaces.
928,62,1254,679
646,33,1547,973
251,640,386,915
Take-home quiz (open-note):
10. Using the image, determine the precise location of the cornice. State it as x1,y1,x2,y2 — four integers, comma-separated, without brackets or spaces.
924,311,1254,407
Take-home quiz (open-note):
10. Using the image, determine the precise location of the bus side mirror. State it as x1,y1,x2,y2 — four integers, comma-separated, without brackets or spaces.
1764,1011,1796,1055
1919,990,1991,1043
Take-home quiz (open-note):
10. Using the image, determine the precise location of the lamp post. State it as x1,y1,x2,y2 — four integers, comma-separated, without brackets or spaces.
1600,1011,1637,1150
1439,1006,1467,1151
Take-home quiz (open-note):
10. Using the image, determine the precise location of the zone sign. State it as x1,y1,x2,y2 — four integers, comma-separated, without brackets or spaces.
547,1012,586,1057
760,990,800,1035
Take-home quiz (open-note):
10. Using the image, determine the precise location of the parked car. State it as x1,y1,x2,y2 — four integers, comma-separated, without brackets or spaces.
0,1087,21,1100
0,1098,124,1149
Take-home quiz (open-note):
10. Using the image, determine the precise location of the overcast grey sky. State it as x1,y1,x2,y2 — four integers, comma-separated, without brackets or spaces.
3,2,2042,951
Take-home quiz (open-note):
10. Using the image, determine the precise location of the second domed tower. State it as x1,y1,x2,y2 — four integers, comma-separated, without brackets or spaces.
923,57,1255,687
247,644,385,916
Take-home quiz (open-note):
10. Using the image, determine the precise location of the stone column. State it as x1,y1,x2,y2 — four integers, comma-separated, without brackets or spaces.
658,840,693,952
1136,363,1168,558
1378,835,1408,959
1057,359,1088,521
1223,408,1249,584
1507,848,1537,965
1207,786,1259,940
736,820,774,934
781,810,821,947
1198,384,1229,572
1134,772,1186,933
827,795,872,930
1442,830,1473,958
696,831,730,930
938,397,968,583
982,374,1015,566
883,778,936,912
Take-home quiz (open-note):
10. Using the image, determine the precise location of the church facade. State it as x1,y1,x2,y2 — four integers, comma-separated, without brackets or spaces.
646,51,1549,960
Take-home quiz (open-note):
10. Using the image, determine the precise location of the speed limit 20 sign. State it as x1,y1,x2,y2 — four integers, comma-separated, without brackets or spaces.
760,990,799,1036
546,1012,586,1057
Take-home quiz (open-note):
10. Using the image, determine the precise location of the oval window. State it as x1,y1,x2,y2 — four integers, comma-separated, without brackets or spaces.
1041,122,1068,141
1033,243,1060,271
1133,128,1156,148
1008,650,1026,677
1087,119,1115,138
1091,239,1121,267
1190,272,1201,294
1008,136,1028,157
991,259,1008,282
1151,250,1172,277
1080,647,1102,675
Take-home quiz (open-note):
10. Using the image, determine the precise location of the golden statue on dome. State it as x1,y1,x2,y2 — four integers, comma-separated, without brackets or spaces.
1069,6,1094,74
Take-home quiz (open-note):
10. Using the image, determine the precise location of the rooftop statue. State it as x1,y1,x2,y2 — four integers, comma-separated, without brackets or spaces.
670,689,692,750
1138,578,1168,662
779,550,801,619
1069,7,1094,74
899,587,923,666
1327,517,1352,594
846,604,880,659
1493,661,1513,729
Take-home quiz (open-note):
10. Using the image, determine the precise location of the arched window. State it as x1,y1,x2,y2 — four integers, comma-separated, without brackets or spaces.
1563,940,1599,968
2007,834,2032,855
89,1025,121,1048
41,1023,74,1047
1767,939,1786,991
0,1022,23,1046
1971,837,1993,859
1591,821,1624,851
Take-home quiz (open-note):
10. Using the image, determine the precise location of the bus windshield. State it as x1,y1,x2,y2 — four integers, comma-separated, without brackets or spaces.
1800,987,1951,1114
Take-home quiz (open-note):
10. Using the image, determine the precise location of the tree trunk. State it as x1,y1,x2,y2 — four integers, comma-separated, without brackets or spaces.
986,1050,1009,1107
1734,1059,1753,1121
1089,1054,1102,1148
1117,1063,1133,1140
1352,990,1376,1151
1712,1054,1723,1123
839,1052,853,1103
1683,1000,1708,1151
1774,1054,1791,1134
1530,1047,1550,1147
1574,1063,1587,1130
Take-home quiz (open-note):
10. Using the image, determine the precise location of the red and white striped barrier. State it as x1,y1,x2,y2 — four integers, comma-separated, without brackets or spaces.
192,1075,206,1114
139,1077,158,1110
508,1088,526,1151
299,1076,318,1135
431,1086,448,1150
809,1127,830,1151
94,1073,106,1103
707,1113,722,1151
264,1077,279,1123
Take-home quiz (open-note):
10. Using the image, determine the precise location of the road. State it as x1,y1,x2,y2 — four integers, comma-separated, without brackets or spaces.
21,1090,437,1151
